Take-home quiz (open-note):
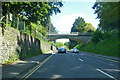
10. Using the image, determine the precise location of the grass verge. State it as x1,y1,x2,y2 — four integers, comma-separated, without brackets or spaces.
75,30,119,57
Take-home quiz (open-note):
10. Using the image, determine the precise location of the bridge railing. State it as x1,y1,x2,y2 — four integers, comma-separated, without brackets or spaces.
47,32,58,34
71,32,92,34
70,32,79,34
47,32,92,35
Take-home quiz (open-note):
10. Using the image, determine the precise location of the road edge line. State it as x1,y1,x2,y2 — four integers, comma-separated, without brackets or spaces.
82,52,120,63
96,69,117,80
23,54,53,80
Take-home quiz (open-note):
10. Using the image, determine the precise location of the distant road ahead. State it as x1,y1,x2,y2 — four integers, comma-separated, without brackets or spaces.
21,51,120,80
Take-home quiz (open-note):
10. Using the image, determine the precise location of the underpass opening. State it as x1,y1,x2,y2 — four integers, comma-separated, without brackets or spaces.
51,38,84,50
56,39,69,44
48,37,87,44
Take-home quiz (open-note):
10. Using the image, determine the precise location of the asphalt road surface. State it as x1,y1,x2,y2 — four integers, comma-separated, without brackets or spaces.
19,51,120,80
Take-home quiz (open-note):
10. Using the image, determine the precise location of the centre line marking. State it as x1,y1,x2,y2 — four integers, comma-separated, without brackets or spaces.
22,54,53,80
78,58,84,61
96,69,117,80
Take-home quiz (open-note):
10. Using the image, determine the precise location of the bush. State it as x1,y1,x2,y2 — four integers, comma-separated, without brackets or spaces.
102,31,111,40
74,42,84,49
80,29,119,57
91,30,103,43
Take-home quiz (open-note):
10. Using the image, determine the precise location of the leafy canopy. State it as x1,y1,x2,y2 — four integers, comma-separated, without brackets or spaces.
71,16,95,33
92,2,119,31
2,2,63,26
2,2,63,36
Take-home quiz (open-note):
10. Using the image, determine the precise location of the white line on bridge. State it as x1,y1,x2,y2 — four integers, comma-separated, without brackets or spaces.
96,69,117,80
78,58,84,61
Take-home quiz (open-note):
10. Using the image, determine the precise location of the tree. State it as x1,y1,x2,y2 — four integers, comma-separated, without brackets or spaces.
84,23,95,33
2,2,63,26
91,29,103,43
2,2,63,36
71,17,86,32
64,42,70,49
55,42,64,48
71,17,95,33
47,22,58,34
92,2,119,31
70,17,95,49
64,42,69,46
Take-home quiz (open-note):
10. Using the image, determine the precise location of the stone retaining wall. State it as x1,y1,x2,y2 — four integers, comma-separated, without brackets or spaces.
0,27,56,64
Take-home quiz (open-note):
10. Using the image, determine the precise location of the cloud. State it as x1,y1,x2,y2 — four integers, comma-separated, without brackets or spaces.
51,13,99,34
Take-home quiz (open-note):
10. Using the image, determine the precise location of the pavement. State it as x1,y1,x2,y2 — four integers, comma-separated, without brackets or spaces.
1,50,54,79
1,50,120,79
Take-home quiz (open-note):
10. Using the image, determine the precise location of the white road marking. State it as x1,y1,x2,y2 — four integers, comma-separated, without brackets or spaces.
96,69,117,80
78,58,84,61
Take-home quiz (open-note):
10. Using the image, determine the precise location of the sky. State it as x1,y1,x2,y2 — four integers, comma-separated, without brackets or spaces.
50,0,99,43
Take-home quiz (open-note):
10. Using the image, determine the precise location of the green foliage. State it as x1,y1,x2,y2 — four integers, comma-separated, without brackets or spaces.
47,22,58,34
79,30,119,57
2,2,63,26
70,17,95,49
2,2,63,38
74,42,84,49
92,28,112,43
41,50,45,53
20,44,42,59
55,42,64,48
30,22,47,36
84,23,95,33
3,51,20,64
64,42,70,47
92,2,119,31
71,17,95,33
91,29,103,43
64,42,70,49
102,31,111,40
71,17,85,32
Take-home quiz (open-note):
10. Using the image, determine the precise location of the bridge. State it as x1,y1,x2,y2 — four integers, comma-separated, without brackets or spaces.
47,32,93,44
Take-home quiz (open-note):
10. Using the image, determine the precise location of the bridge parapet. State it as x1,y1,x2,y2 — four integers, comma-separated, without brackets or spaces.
47,32,92,35
71,32,92,35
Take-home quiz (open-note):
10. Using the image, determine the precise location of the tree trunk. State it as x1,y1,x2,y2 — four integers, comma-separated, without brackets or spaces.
17,17,19,30
24,21,25,32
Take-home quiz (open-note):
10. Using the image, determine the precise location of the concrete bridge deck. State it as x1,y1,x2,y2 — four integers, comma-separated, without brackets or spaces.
47,32,93,44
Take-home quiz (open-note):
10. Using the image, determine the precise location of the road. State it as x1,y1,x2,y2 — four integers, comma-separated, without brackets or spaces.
19,51,120,80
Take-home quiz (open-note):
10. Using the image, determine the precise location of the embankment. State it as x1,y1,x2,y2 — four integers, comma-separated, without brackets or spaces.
76,30,119,57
